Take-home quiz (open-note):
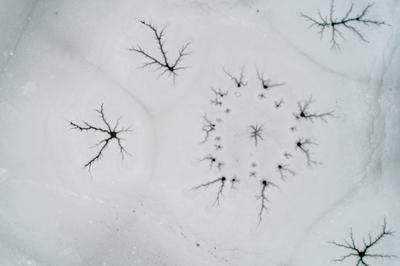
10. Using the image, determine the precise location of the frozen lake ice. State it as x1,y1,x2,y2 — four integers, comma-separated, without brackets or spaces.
0,0,399,265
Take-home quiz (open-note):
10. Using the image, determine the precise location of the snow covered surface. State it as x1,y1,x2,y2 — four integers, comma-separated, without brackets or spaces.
0,0,399,265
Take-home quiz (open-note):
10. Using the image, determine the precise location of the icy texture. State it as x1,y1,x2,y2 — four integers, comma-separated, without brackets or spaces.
0,0,399,265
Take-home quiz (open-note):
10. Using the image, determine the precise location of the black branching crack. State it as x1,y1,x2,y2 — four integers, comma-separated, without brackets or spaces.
200,113,216,144
301,0,386,49
211,87,228,98
294,97,334,122
257,179,279,224
69,104,131,171
128,19,191,82
193,176,227,206
200,154,224,170
200,154,217,168
330,219,396,265
249,124,264,147
256,69,284,90
295,138,320,166
230,176,239,189
276,163,296,181
223,66,248,88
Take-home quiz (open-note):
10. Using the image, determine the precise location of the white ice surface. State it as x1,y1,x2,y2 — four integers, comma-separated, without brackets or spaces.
0,0,399,265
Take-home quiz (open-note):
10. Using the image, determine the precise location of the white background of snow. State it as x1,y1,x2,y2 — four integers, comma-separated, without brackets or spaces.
0,0,399,265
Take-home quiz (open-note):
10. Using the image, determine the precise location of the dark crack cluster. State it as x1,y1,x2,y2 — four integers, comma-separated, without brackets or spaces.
194,65,335,224
66,12,394,263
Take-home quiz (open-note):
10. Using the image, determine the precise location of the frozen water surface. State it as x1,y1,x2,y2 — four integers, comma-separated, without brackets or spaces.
0,0,399,265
